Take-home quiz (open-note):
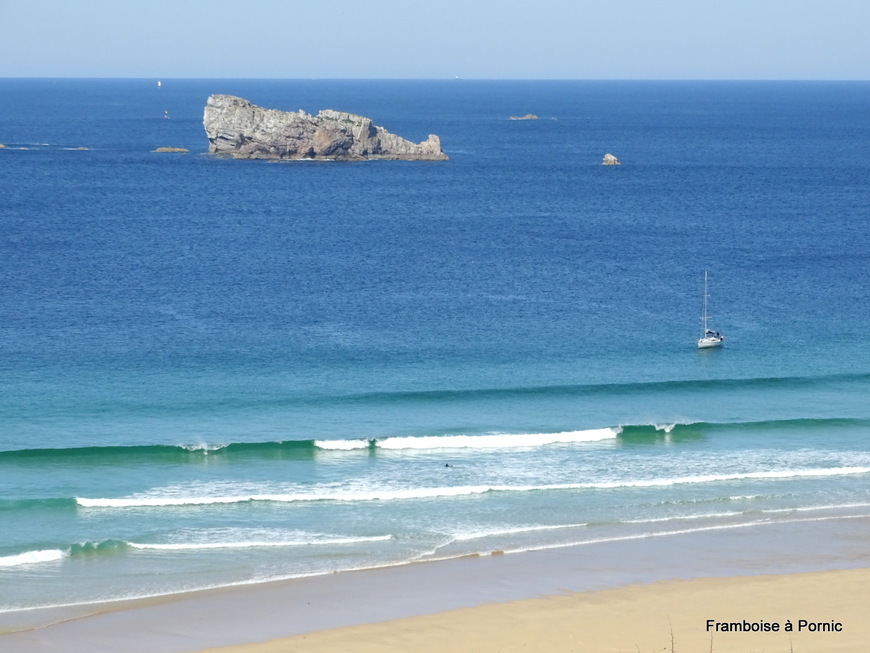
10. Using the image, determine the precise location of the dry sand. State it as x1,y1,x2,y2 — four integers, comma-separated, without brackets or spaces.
199,567,869,653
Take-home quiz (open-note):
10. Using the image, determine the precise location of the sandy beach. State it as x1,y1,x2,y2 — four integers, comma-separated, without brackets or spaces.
199,567,870,653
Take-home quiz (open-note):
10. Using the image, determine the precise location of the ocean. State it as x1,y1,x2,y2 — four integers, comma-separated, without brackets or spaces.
1,79,869,616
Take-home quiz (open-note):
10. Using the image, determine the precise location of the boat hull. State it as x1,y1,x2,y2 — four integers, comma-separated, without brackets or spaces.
697,337,724,349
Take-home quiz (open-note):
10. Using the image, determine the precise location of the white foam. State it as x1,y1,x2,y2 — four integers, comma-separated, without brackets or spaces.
581,466,870,489
374,428,617,450
490,513,870,557
622,511,742,525
315,439,371,450
180,442,229,453
452,522,588,542
127,534,392,551
0,549,67,567
76,496,249,508
75,486,493,507
760,501,870,515
430,465,870,496
75,466,870,509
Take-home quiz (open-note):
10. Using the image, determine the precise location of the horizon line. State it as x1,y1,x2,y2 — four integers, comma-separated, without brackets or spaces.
2,76,869,83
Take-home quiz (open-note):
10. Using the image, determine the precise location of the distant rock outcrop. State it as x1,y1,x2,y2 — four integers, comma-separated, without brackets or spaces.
602,153,621,165
510,114,538,120
202,94,447,161
153,147,189,153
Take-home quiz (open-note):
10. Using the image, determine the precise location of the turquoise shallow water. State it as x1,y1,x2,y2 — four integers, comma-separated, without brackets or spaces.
1,79,869,614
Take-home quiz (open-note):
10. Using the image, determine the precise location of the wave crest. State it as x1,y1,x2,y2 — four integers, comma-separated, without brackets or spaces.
374,429,617,450
0,549,66,567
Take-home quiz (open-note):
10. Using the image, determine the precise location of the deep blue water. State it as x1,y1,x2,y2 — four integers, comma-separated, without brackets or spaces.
1,79,869,614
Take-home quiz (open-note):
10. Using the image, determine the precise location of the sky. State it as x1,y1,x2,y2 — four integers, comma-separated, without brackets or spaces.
1,0,868,80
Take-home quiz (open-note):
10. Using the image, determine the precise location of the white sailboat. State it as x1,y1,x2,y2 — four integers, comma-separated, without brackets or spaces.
697,270,724,349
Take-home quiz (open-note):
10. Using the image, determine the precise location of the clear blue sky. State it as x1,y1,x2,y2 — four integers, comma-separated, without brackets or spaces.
2,0,868,79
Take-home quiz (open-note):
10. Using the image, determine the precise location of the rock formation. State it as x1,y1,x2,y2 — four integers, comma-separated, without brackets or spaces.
202,95,447,161
153,147,189,153
510,114,538,120
602,153,621,165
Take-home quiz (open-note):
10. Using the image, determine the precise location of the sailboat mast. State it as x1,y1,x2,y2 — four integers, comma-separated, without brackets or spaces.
697,270,723,348
702,271,709,333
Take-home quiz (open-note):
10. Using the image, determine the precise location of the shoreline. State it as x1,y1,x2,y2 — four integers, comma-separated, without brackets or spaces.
4,511,866,621
2,515,869,652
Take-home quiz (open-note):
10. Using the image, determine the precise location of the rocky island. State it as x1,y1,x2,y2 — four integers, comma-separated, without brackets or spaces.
203,94,447,161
